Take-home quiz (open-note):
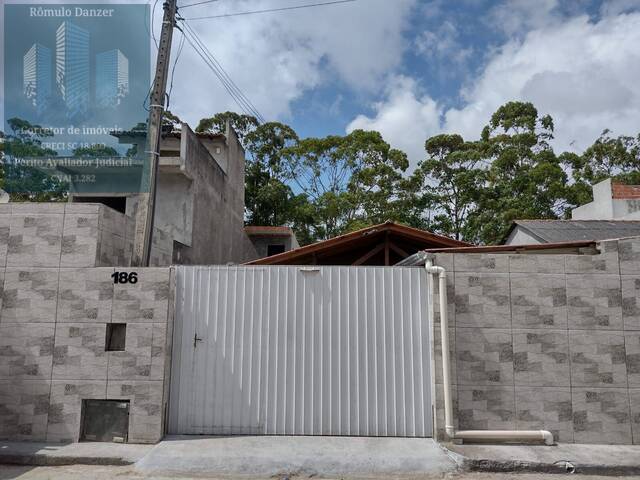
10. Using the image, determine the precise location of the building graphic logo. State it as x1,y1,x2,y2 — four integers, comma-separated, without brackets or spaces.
21,21,130,119
96,49,129,107
23,43,53,114
55,21,91,117
4,4,150,195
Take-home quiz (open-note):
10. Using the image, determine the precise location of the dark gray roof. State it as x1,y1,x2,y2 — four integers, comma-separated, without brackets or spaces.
512,220,640,243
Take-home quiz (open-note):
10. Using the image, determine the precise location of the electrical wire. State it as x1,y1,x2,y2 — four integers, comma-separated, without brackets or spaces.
182,0,356,20
167,28,186,107
151,0,160,49
179,0,221,9
180,19,266,122
179,20,266,122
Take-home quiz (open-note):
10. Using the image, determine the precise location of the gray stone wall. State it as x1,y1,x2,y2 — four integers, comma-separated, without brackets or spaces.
432,237,640,444
0,203,172,443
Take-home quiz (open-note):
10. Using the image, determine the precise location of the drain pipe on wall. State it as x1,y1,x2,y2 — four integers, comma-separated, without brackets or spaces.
425,259,554,446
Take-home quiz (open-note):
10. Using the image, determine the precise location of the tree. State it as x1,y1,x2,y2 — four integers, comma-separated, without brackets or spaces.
282,129,409,240
466,102,569,244
1,118,68,201
196,111,259,142
413,134,484,241
563,130,640,210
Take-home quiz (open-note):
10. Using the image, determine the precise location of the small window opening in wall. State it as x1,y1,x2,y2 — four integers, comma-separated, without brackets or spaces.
80,399,129,442
105,323,126,351
267,244,286,256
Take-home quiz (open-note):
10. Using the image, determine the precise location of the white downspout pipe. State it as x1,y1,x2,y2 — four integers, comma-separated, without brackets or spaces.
425,259,554,446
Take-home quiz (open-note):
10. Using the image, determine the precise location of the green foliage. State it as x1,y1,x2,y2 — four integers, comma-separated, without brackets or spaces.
196,111,259,142
281,129,409,240
1,118,68,201
470,101,568,244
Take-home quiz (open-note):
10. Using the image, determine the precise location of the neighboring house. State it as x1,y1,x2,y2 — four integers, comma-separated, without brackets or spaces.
504,220,640,245
69,123,257,265
247,221,470,266
245,226,299,259
573,178,640,220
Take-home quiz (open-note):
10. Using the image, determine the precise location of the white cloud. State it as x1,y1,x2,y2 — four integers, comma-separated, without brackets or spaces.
349,9,640,166
168,0,416,125
347,76,441,168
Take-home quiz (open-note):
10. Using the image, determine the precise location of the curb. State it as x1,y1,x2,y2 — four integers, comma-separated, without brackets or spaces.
0,453,134,467
446,449,640,477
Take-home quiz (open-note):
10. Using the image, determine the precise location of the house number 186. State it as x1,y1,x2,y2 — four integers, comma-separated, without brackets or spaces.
111,271,138,284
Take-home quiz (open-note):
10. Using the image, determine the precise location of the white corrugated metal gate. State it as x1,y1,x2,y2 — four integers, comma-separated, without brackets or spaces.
168,266,433,437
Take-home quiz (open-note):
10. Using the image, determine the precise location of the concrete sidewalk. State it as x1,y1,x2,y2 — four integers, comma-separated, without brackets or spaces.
447,443,640,475
135,435,458,478
0,440,153,466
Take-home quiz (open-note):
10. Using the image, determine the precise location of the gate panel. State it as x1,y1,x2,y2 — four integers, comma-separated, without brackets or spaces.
168,266,432,437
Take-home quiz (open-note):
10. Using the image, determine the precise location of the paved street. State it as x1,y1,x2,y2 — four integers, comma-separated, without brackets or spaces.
3,465,640,480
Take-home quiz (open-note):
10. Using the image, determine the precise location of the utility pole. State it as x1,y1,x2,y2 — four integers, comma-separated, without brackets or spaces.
132,0,178,266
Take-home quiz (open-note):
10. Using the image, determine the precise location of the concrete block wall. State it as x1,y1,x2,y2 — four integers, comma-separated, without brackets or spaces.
0,203,172,443
432,237,640,444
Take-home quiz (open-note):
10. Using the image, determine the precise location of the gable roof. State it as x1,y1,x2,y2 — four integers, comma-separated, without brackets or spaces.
246,221,470,266
507,219,640,243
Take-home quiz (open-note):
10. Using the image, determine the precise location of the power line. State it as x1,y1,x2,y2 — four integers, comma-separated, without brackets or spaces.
183,0,356,20
179,0,221,9
168,28,186,106
180,20,266,122
182,22,265,122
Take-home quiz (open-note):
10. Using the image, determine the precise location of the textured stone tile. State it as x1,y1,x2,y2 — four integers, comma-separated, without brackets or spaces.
57,268,114,323
113,268,170,323
509,255,565,274
150,322,169,380
626,332,640,387
513,329,570,386
0,380,50,441
433,253,454,272
566,240,620,275
12,203,65,215
572,388,632,444
65,203,101,215
1,268,58,323
51,324,108,380
106,380,163,443
99,206,127,236
515,387,573,443
567,274,623,330
623,276,640,330
0,323,54,379
511,274,567,329
6,214,64,267
457,386,515,430
456,328,513,386
96,230,128,267
434,327,456,386
454,254,509,273
620,238,640,275
630,389,640,445
108,323,155,380
433,272,455,328
454,273,511,328
0,214,11,268
46,380,106,443
569,331,627,387
434,383,457,441
60,214,99,267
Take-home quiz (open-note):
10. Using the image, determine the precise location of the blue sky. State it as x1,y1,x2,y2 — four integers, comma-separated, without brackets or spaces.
164,0,640,167
5,0,639,168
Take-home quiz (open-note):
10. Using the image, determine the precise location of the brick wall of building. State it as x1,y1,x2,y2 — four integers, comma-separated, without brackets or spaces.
432,237,640,444
0,203,172,443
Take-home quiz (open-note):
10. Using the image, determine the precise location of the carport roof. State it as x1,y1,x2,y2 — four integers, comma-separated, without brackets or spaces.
245,221,470,266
